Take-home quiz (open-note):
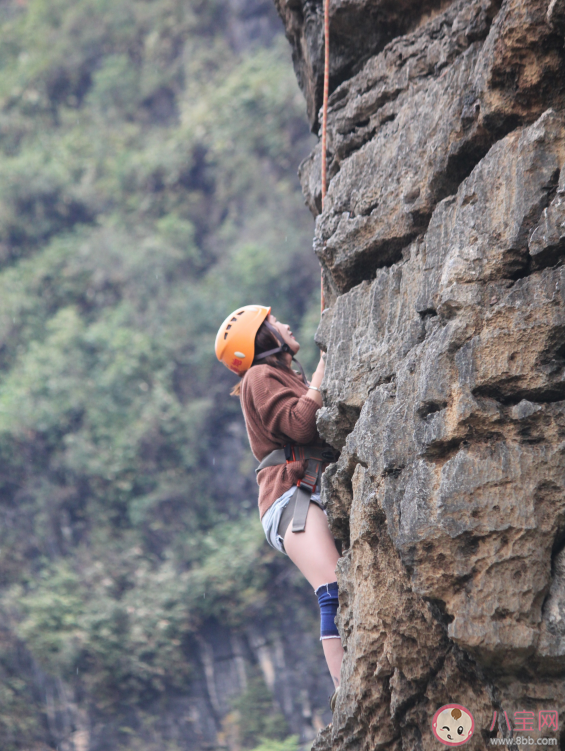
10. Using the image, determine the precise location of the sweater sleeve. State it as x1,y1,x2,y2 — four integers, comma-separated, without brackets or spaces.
252,369,319,444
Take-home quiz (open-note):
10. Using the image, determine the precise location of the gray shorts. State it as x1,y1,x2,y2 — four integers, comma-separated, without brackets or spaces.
261,487,322,555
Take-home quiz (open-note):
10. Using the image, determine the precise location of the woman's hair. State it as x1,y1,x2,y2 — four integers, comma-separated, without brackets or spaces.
230,321,291,396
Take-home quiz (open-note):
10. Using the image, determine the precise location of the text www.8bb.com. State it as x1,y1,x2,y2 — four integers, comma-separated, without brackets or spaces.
489,738,558,746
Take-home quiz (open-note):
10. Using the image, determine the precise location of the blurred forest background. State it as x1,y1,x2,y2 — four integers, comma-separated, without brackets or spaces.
0,0,328,749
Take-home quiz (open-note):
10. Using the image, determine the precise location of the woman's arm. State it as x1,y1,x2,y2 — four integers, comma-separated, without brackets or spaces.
304,353,326,408
250,367,322,444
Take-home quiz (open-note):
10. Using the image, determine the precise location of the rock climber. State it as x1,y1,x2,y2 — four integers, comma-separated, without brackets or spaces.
215,305,343,708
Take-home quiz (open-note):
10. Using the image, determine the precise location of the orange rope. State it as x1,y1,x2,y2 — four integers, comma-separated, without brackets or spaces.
320,0,330,313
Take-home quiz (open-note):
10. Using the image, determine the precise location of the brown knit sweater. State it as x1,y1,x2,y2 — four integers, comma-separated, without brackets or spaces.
240,364,324,519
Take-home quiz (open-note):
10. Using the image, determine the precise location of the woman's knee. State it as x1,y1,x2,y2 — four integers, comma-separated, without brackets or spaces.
316,581,340,640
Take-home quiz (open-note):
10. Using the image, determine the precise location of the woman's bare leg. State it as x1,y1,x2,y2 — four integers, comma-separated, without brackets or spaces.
283,503,339,589
284,504,344,688
322,638,344,688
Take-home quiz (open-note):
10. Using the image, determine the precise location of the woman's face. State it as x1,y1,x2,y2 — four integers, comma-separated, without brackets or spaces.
268,314,300,355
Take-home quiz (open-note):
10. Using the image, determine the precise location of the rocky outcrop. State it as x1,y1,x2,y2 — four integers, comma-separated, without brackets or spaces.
276,0,565,747
273,0,452,130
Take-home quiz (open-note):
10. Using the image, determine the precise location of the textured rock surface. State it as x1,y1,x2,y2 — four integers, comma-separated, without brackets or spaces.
277,0,565,747
274,0,452,130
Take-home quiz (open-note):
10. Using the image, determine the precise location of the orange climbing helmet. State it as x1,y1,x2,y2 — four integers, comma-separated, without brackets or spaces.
215,305,271,375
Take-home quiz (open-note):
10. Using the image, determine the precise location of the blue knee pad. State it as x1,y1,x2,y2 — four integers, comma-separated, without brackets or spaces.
315,582,340,640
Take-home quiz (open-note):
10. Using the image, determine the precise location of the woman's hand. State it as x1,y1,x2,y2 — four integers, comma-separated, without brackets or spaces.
305,352,326,407
311,353,325,386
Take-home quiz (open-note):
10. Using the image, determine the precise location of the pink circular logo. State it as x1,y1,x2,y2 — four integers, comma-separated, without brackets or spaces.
432,704,475,746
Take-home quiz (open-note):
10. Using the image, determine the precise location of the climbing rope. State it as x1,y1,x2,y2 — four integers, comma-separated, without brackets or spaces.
321,0,330,205
320,0,330,312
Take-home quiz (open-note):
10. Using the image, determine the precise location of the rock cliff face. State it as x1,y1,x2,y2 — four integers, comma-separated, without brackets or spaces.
275,0,565,747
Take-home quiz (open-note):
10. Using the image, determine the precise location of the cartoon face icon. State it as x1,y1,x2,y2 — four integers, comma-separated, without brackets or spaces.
432,704,475,746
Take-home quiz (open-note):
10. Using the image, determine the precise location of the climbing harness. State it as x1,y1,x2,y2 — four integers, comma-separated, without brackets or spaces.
256,443,339,534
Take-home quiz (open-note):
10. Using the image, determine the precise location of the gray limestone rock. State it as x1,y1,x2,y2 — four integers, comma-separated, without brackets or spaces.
273,0,456,131
548,0,565,37
302,0,565,297
276,0,565,747
530,165,565,269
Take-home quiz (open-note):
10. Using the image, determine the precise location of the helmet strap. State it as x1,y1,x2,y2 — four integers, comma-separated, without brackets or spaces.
254,346,284,360
254,322,307,384
263,322,292,351
254,322,291,358
291,356,308,385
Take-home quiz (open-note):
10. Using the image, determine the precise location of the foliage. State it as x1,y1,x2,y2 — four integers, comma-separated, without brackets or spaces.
249,737,303,751
0,0,319,742
232,672,289,749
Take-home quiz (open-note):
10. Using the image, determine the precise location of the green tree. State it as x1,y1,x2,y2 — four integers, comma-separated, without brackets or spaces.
232,672,289,749
0,0,321,744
